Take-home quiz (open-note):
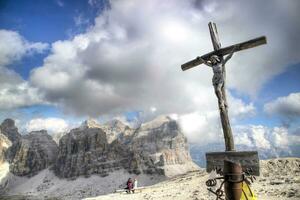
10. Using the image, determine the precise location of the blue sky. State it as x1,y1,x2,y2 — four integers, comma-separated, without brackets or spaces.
0,0,107,79
0,0,299,154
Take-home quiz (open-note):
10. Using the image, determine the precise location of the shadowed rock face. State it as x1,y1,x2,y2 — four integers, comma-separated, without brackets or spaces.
54,117,198,178
0,119,21,143
7,130,58,177
54,126,137,178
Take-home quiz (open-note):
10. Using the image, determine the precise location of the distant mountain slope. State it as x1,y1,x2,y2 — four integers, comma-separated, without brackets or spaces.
189,143,300,167
0,116,199,199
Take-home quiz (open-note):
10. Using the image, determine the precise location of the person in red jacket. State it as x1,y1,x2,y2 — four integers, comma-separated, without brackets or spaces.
126,178,133,193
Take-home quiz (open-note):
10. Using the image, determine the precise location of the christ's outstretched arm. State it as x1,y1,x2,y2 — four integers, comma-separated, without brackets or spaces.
223,46,237,64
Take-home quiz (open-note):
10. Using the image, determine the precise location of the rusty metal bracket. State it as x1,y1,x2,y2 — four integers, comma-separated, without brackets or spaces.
207,161,258,200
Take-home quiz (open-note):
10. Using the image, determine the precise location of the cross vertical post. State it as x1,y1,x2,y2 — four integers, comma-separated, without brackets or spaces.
208,22,234,151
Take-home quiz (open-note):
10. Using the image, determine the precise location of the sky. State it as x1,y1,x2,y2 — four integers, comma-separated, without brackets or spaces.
0,0,300,156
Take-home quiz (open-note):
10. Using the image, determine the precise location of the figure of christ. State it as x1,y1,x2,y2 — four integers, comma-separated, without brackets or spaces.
198,47,236,110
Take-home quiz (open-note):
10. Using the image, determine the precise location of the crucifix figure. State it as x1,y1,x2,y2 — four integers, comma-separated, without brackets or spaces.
181,22,266,200
181,22,267,152
199,47,236,111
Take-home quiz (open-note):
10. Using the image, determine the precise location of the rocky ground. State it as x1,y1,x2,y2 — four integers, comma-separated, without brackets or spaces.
1,158,299,200
84,158,300,200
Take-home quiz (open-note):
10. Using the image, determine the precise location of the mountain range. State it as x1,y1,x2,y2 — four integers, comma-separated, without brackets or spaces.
0,116,198,199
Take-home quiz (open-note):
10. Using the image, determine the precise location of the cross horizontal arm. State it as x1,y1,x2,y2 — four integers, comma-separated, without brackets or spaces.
181,36,267,71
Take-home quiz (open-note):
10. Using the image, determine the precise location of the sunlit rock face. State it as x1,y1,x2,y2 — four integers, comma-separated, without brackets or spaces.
54,116,198,179
132,116,199,177
0,132,11,165
0,125,13,194
7,130,58,176
100,119,135,144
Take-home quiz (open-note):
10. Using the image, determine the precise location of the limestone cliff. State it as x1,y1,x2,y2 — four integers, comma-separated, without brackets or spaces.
54,116,198,178
0,131,11,165
54,123,137,178
7,130,58,176
0,119,21,143
132,116,199,177
100,119,134,144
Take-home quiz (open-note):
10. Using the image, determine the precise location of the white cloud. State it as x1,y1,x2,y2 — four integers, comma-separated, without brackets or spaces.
271,127,289,149
264,92,300,119
177,90,256,145
233,125,299,151
26,118,70,134
235,131,252,146
28,0,299,117
0,30,48,110
251,125,271,149
179,111,223,145
150,106,157,113
74,15,90,27
228,93,256,120
0,30,48,66
0,80,44,110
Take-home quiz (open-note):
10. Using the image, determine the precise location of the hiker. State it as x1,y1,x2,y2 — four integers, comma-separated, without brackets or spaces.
125,178,133,193
133,178,138,193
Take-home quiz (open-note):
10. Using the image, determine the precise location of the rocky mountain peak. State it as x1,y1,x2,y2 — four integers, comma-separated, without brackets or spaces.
80,118,101,129
28,129,47,135
0,118,21,143
54,116,198,179
136,115,180,139
140,115,173,130
1,118,15,127
101,119,133,143
104,119,128,129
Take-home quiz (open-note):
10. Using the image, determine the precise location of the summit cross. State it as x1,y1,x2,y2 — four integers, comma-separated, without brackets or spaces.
181,22,267,151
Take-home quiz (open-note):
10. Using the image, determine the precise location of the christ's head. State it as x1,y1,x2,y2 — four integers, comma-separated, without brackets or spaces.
210,55,221,64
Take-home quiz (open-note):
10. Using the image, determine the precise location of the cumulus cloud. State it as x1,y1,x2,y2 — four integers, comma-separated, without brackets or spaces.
179,111,223,145
0,30,48,66
0,30,48,110
233,125,298,151
29,0,299,117
178,93,255,145
26,118,70,134
179,110,300,152
0,71,44,109
264,92,300,119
